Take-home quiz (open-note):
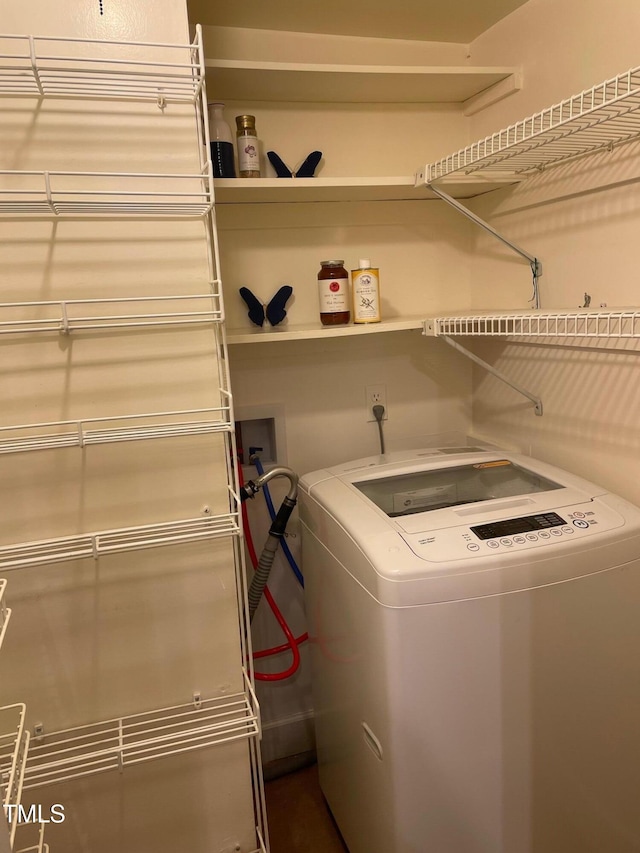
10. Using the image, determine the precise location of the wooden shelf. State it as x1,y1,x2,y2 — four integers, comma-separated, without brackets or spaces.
205,58,519,104
227,316,425,344
214,174,522,204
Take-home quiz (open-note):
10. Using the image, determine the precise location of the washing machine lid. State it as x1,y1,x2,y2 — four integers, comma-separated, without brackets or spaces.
299,448,640,605
352,458,561,521
336,449,601,535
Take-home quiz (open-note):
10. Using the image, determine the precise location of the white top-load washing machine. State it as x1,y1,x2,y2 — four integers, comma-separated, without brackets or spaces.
299,447,640,853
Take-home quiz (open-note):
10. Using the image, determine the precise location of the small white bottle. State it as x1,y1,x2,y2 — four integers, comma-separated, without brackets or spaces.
351,259,381,323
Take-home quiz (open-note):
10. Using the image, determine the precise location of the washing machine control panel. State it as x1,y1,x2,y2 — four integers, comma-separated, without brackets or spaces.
402,502,623,562
471,511,566,540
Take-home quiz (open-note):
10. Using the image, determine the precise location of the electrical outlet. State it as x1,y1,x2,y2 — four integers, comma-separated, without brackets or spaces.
366,384,388,421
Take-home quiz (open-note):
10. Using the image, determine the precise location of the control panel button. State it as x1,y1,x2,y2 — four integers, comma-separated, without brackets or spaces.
487,540,500,549
561,526,574,534
513,535,526,544
467,543,480,552
572,519,589,529
500,538,513,546
572,511,585,518
539,531,551,539
550,529,562,536
525,533,538,541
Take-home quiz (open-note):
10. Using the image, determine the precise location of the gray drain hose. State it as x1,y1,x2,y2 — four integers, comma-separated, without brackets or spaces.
247,533,279,621
240,466,298,622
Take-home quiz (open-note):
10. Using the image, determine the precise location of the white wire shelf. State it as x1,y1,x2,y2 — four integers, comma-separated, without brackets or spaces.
13,822,47,853
0,512,240,572
424,309,640,338
0,580,10,653
15,839,47,853
0,293,222,336
0,404,232,455
0,169,213,218
0,704,29,849
0,30,204,103
24,673,259,790
425,65,640,182
252,829,267,853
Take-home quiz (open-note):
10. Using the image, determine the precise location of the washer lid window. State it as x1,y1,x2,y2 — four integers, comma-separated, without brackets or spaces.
353,459,562,518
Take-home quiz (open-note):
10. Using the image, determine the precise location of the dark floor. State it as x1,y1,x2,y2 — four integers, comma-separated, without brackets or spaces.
265,762,349,853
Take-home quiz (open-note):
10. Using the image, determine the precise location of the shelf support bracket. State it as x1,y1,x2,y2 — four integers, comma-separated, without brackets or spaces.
428,181,542,309
441,334,543,416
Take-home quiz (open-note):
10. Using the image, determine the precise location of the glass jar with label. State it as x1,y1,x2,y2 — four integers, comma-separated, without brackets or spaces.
318,260,350,325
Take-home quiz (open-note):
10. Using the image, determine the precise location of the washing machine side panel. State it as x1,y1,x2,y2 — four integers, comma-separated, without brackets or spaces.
524,559,640,853
384,593,530,852
383,560,640,853
302,523,399,853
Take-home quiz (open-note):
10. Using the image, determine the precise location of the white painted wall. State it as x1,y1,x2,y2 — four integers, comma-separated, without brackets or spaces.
460,0,640,508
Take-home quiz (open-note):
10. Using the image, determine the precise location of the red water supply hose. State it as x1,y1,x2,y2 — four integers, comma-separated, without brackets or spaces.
239,465,308,681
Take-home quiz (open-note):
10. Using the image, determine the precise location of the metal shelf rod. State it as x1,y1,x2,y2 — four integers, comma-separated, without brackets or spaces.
440,334,543,416
0,580,11,653
427,182,542,309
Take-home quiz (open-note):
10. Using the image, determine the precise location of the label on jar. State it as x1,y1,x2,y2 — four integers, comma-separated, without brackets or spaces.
318,278,349,312
238,134,260,173
352,269,381,322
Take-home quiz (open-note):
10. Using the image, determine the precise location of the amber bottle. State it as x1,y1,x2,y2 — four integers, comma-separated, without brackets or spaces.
318,260,350,325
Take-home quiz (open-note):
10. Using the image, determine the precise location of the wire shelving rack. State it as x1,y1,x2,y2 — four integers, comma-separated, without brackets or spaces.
0,169,213,218
0,403,233,456
0,28,214,218
425,65,640,182
12,822,47,853
424,309,640,339
0,24,269,852
0,31,204,103
423,309,640,419
0,510,240,573
0,292,223,337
